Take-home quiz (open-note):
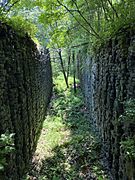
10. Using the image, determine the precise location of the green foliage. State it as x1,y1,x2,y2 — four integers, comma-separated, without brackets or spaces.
119,99,135,123
7,16,37,38
1,0,134,51
36,0,135,50
119,99,135,160
0,132,15,171
120,138,135,160
53,74,75,92
0,15,37,41
0,1,39,41
27,74,108,180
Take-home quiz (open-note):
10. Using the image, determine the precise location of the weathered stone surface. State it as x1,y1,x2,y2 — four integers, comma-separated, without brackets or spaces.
79,27,135,179
0,22,52,179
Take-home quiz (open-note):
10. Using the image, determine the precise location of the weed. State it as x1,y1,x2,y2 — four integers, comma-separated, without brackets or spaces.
119,99,135,160
27,74,108,180
0,132,15,171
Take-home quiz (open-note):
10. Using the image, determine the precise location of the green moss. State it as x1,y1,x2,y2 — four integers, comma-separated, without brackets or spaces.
0,16,37,40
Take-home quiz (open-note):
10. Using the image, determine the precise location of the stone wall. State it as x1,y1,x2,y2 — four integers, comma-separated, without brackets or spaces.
0,22,52,179
79,27,135,179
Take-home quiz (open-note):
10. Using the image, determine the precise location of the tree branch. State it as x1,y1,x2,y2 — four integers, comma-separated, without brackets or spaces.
107,0,119,18
56,0,100,38
71,0,101,39
6,0,20,14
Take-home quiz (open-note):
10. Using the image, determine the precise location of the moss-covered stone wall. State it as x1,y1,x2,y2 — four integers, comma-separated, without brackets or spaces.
0,22,52,179
79,27,135,179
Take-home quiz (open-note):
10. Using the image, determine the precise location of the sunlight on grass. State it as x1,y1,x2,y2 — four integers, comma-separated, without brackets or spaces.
35,115,71,159
27,74,108,180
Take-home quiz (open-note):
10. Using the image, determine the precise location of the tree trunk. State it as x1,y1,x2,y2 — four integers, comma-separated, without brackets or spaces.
67,49,71,83
72,51,76,93
58,49,69,88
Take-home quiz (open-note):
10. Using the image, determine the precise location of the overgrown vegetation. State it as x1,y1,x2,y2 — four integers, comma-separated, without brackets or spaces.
26,74,107,180
120,138,135,160
120,99,135,124
0,1,134,178
0,1,38,40
120,99,135,160
0,0,134,87
0,132,15,171
0,0,135,48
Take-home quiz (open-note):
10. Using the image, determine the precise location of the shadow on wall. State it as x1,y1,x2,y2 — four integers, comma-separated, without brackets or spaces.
0,22,52,179
78,27,135,179
28,87,107,180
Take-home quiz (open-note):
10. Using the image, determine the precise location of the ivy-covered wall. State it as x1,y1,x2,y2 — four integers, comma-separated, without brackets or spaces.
79,27,135,179
0,22,52,179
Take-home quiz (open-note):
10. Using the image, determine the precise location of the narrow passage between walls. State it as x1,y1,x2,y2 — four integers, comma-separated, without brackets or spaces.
26,75,108,180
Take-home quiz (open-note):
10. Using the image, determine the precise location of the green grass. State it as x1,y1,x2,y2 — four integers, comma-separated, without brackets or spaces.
26,74,108,180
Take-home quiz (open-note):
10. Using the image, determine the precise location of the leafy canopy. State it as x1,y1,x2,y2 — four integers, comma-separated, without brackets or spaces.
0,0,135,49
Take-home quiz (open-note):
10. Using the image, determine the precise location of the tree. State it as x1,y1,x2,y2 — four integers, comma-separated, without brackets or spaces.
1,0,134,86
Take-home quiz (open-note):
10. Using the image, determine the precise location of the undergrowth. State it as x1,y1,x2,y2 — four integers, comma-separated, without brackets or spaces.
0,15,38,42
120,99,135,160
26,75,107,180
0,132,15,171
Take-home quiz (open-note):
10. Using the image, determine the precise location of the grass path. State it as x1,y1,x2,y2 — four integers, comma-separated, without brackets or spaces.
27,76,107,180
